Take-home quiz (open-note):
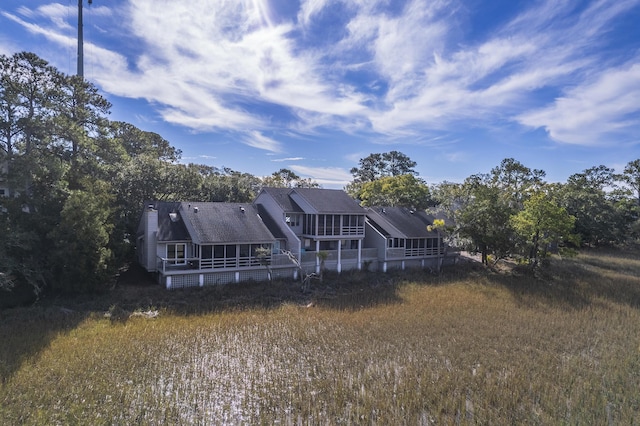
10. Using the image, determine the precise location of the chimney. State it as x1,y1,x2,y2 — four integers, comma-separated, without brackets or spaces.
144,205,158,271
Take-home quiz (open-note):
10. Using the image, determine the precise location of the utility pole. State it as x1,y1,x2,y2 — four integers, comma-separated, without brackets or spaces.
75,0,93,159
77,0,93,77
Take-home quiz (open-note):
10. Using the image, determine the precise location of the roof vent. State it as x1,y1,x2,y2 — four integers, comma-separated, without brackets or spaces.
240,206,245,213
194,206,199,213
148,204,154,210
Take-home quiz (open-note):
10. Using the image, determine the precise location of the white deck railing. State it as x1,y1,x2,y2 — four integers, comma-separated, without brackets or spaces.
157,249,379,275
385,247,444,260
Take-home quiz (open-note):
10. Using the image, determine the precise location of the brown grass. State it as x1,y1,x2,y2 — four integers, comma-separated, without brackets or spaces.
1,249,639,424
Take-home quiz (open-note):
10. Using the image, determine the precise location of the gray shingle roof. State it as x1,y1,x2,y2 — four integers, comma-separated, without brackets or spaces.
259,188,303,212
291,188,365,214
179,202,275,244
155,201,190,242
256,204,288,240
366,206,439,238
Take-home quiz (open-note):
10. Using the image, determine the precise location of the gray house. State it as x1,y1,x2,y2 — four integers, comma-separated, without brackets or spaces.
363,206,445,272
137,188,449,289
254,187,378,274
137,201,285,289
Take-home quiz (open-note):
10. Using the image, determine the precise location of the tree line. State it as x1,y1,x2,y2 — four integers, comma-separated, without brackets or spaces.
0,52,317,303
348,153,640,266
1,52,639,303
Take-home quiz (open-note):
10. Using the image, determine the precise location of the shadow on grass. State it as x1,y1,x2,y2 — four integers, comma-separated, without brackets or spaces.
0,305,89,384
109,267,406,316
491,268,593,310
107,252,640,319
0,264,153,384
3,249,638,384
485,250,640,311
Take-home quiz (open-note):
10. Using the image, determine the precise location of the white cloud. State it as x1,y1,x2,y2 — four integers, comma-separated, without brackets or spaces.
289,164,352,187
271,157,304,162
366,0,640,138
243,131,282,152
298,0,334,26
108,0,366,131
517,62,640,145
3,0,639,151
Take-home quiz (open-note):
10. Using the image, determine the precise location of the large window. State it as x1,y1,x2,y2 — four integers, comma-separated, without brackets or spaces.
167,243,186,264
239,244,271,267
210,244,239,268
302,214,364,236
388,238,405,248
303,214,316,235
342,215,364,235
316,214,344,236
285,213,301,227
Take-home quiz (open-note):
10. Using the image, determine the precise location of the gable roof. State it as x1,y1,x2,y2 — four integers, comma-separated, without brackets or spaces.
255,204,288,240
258,187,303,212
155,201,190,242
179,202,275,244
289,187,365,214
365,206,439,239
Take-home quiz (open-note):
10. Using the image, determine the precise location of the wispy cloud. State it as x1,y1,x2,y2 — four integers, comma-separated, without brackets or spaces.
243,131,282,153
365,0,640,141
3,0,639,152
289,165,353,187
271,157,305,162
518,61,640,145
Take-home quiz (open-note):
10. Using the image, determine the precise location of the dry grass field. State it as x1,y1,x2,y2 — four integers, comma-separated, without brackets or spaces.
1,249,639,424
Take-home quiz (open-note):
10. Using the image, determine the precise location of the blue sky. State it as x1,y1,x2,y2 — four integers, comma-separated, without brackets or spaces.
1,0,639,188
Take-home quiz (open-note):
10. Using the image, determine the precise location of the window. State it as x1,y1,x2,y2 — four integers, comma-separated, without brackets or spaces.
342,215,364,235
303,214,316,235
319,240,336,250
388,238,405,248
214,245,225,258
324,215,333,235
333,215,341,235
285,213,300,227
341,239,359,249
318,214,326,235
167,243,186,264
